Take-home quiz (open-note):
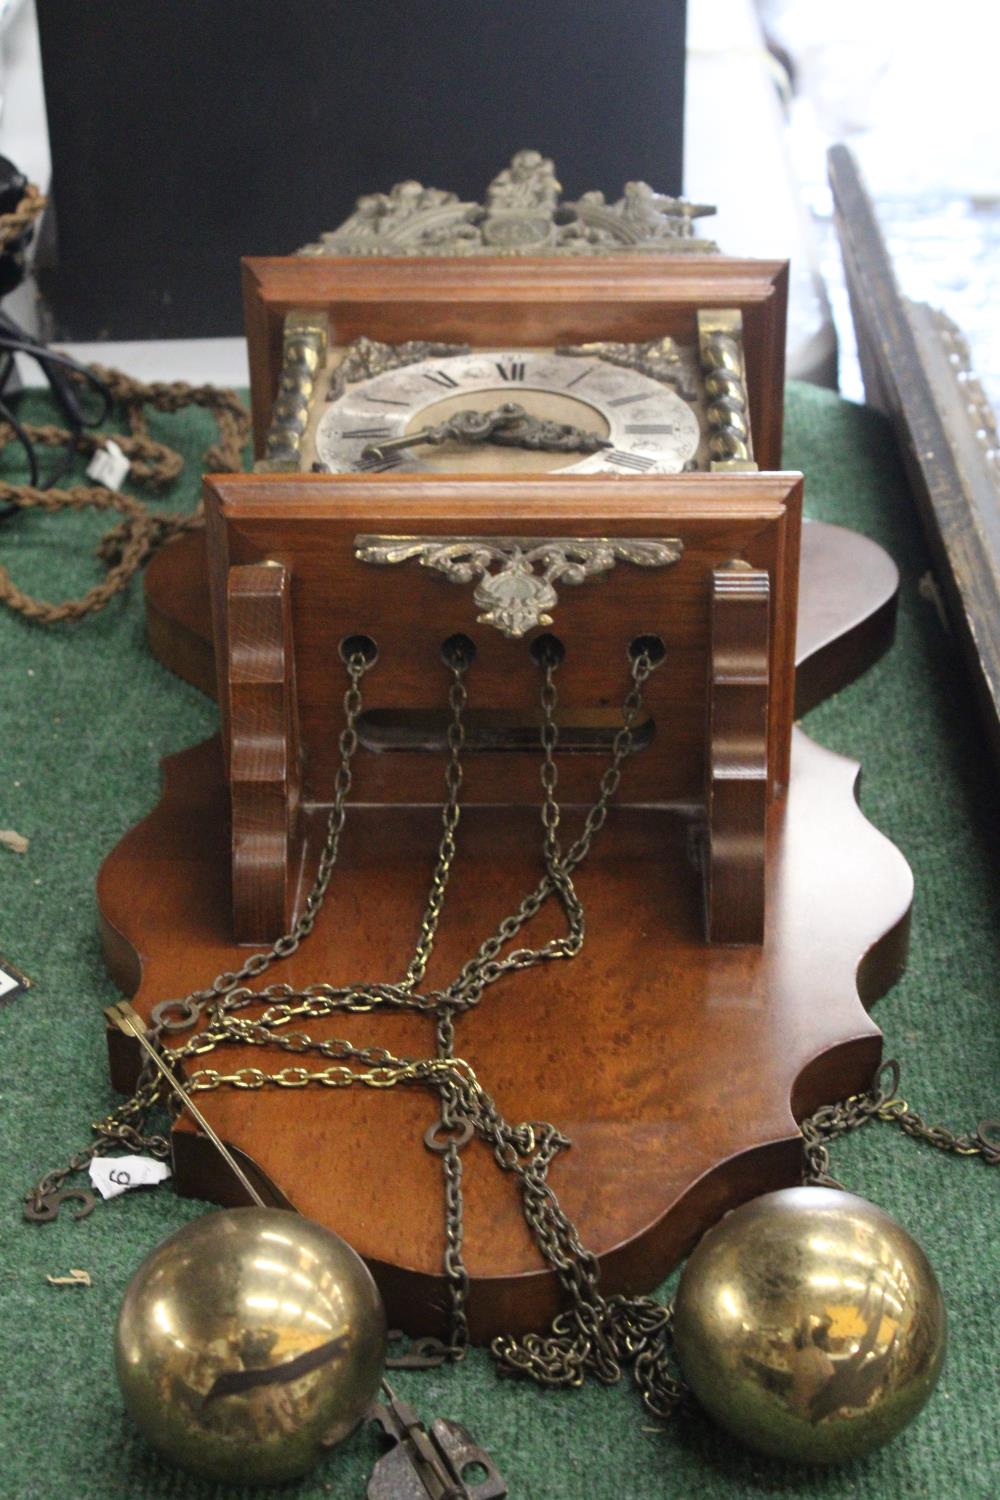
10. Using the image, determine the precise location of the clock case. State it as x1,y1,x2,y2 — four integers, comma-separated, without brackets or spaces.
246,254,784,472
145,255,794,691
230,252,793,950
103,255,912,1340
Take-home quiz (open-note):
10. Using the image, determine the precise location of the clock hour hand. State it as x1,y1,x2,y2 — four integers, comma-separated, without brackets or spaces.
490,411,612,454
361,403,611,460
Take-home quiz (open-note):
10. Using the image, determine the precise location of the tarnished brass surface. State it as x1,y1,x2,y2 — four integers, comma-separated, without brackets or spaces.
672,1187,945,1464
261,310,329,470
115,1207,386,1485
299,149,717,258
353,535,683,639
697,309,755,470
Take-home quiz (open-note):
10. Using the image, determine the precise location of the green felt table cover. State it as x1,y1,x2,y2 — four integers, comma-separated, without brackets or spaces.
0,382,997,1499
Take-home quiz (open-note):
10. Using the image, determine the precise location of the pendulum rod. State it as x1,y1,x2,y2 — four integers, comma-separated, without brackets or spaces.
106,1001,267,1209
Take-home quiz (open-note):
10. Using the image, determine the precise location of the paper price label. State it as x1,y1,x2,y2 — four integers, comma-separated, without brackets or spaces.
89,1154,172,1200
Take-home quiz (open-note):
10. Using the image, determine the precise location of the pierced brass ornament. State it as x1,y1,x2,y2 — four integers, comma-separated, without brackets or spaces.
353,534,683,639
298,149,717,259
672,1186,946,1464
114,1207,387,1486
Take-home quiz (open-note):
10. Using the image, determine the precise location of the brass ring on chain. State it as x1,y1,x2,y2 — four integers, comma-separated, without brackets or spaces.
423,1118,474,1153
151,997,201,1032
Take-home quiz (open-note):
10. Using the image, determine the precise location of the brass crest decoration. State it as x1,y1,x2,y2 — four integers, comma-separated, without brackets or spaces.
557,335,698,397
353,535,684,639
300,150,717,258
560,311,755,469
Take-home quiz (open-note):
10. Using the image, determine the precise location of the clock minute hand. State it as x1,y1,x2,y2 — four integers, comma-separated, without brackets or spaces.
361,402,611,461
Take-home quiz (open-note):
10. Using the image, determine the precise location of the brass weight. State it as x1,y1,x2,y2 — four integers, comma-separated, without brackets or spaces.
115,1207,386,1486
672,1187,946,1464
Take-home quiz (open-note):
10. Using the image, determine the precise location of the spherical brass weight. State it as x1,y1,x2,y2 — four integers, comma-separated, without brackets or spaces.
672,1187,946,1464
115,1208,387,1485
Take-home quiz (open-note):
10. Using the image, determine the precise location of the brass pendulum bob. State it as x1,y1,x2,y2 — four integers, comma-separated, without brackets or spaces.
109,1005,387,1486
116,1205,387,1486
671,1186,947,1464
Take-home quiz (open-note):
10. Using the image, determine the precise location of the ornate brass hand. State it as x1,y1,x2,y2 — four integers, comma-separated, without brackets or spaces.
361,403,611,461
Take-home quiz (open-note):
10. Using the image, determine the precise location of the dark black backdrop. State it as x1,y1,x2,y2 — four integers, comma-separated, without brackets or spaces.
36,1,686,339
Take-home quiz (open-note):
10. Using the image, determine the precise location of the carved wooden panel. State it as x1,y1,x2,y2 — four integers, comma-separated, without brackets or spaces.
227,563,301,941
830,143,1000,768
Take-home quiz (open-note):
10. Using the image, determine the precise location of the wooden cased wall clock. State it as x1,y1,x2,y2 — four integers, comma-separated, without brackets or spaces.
145,156,893,707
104,156,910,1343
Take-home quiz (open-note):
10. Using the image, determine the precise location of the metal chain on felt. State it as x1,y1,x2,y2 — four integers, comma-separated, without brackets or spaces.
801,1057,1000,1185
0,364,249,622
25,643,998,1421
27,642,677,1390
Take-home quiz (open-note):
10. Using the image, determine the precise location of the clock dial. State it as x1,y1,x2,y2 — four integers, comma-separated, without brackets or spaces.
311,349,701,476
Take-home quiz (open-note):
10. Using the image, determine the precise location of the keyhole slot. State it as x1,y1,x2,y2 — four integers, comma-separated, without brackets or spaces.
441,633,477,669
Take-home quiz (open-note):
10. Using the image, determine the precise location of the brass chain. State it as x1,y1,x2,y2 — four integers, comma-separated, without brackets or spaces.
801,1057,1000,1186
31,639,690,1405
148,653,371,1034
23,1072,169,1219
402,649,469,993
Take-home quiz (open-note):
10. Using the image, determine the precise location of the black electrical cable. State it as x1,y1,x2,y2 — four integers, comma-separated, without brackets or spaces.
0,329,116,515
0,332,113,425
0,392,39,486
0,154,111,518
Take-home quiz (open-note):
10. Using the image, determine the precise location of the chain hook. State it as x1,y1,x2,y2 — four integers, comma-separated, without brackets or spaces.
23,1187,97,1223
871,1056,901,1106
385,1331,454,1369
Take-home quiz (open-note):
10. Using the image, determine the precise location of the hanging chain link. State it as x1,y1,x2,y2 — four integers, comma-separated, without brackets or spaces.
149,651,371,1034
402,649,469,993
23,1069,169,1220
